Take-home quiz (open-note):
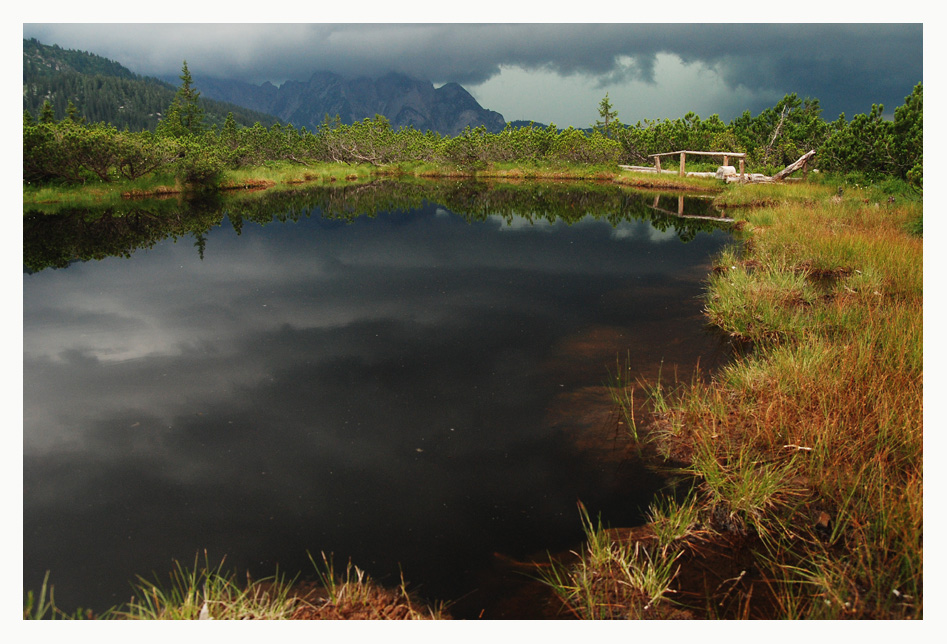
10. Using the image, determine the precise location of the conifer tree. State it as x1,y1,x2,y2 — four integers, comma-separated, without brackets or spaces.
157,60,205,138
39,100,56,124
595,93,619,139
66,100,83,123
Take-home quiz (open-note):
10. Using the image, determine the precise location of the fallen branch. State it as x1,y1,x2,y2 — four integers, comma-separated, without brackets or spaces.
773,150,816,181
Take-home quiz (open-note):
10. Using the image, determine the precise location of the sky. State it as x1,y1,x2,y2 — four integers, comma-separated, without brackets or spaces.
20,15,926,128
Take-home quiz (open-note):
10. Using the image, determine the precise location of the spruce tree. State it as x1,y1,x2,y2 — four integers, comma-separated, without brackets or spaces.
595,93,618,139
39,100,56,124
66,100,83,123
157,60,205,138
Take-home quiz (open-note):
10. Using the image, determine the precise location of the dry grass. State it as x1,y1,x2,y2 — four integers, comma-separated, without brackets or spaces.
604,178,922,618
668,182,921,618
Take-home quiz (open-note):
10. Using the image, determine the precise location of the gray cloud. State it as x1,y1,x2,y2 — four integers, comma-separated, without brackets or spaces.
22,23,922,123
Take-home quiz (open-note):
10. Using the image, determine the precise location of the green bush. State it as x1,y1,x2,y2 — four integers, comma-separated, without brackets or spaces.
175,138,224,188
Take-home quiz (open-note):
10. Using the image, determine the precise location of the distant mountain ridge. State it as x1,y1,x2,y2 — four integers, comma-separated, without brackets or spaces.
192,71,507,136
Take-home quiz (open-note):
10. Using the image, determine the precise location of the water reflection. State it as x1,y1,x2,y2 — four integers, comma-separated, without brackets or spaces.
23,181,733,617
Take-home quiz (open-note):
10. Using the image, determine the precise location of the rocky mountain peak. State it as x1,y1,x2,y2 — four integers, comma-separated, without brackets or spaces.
195,71,505,136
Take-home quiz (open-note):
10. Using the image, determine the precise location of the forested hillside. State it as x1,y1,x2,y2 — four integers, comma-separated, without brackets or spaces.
23,38,280,131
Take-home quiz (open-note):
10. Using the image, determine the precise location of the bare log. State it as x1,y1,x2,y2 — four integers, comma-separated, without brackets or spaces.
763,105,789,166
773,150,816,181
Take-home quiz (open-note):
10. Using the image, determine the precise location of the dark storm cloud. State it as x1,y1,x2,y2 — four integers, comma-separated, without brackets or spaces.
22,24,918,81
22,22,922,124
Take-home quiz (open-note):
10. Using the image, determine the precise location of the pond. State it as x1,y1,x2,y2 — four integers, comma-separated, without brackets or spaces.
23,180,735,618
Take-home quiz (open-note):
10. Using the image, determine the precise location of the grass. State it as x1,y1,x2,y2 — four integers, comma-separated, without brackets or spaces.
24,178,173,209
221,160,376,187
539,503,688,619
116,556,301,620
607,355,641,442
613,169,723,192
24,159,726,208
646,491,702,555
23,162,378,207
25,553,447,620
617,177,923,618
299,552,448,620
23,572,93,620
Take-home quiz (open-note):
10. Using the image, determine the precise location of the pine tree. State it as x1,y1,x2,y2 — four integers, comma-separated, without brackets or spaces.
222,112,238,142
39,100,56,124
157,60,205,138
66,100,84,123
595,93,618,138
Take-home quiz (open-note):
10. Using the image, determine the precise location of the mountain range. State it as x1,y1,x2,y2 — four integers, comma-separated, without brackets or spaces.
191,72,507,136
24,38,509,136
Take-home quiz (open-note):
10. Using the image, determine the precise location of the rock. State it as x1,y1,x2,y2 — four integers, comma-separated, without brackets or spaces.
715,165,737,179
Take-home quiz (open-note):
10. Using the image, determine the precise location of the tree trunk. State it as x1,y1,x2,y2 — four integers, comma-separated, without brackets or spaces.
774,150,816,181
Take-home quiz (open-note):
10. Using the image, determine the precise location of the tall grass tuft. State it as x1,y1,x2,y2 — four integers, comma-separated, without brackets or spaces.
23,572,93,620
646,491,702,555
538,502,686,619
116,555,302,620
304,552,447,619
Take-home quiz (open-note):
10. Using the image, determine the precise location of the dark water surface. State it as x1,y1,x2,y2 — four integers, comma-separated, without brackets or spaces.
23,185,733,618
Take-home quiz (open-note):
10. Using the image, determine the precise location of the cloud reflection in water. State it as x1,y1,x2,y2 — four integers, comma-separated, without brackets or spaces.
23,203,731,613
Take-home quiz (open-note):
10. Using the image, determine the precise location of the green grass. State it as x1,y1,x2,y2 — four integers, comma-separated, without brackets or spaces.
221,160,377,186
646,491,702,554
589,175,922,619
614,169,723,192
25,553,447,620
608,356,641,442
24,160,729,208
115,557,301,620
306,552,448,620
23,162,380,207
644,177,922,618
23,572,93,620
537,503,678,618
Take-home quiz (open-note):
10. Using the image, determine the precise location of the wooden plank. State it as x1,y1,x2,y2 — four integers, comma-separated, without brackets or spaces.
648,150,747,158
